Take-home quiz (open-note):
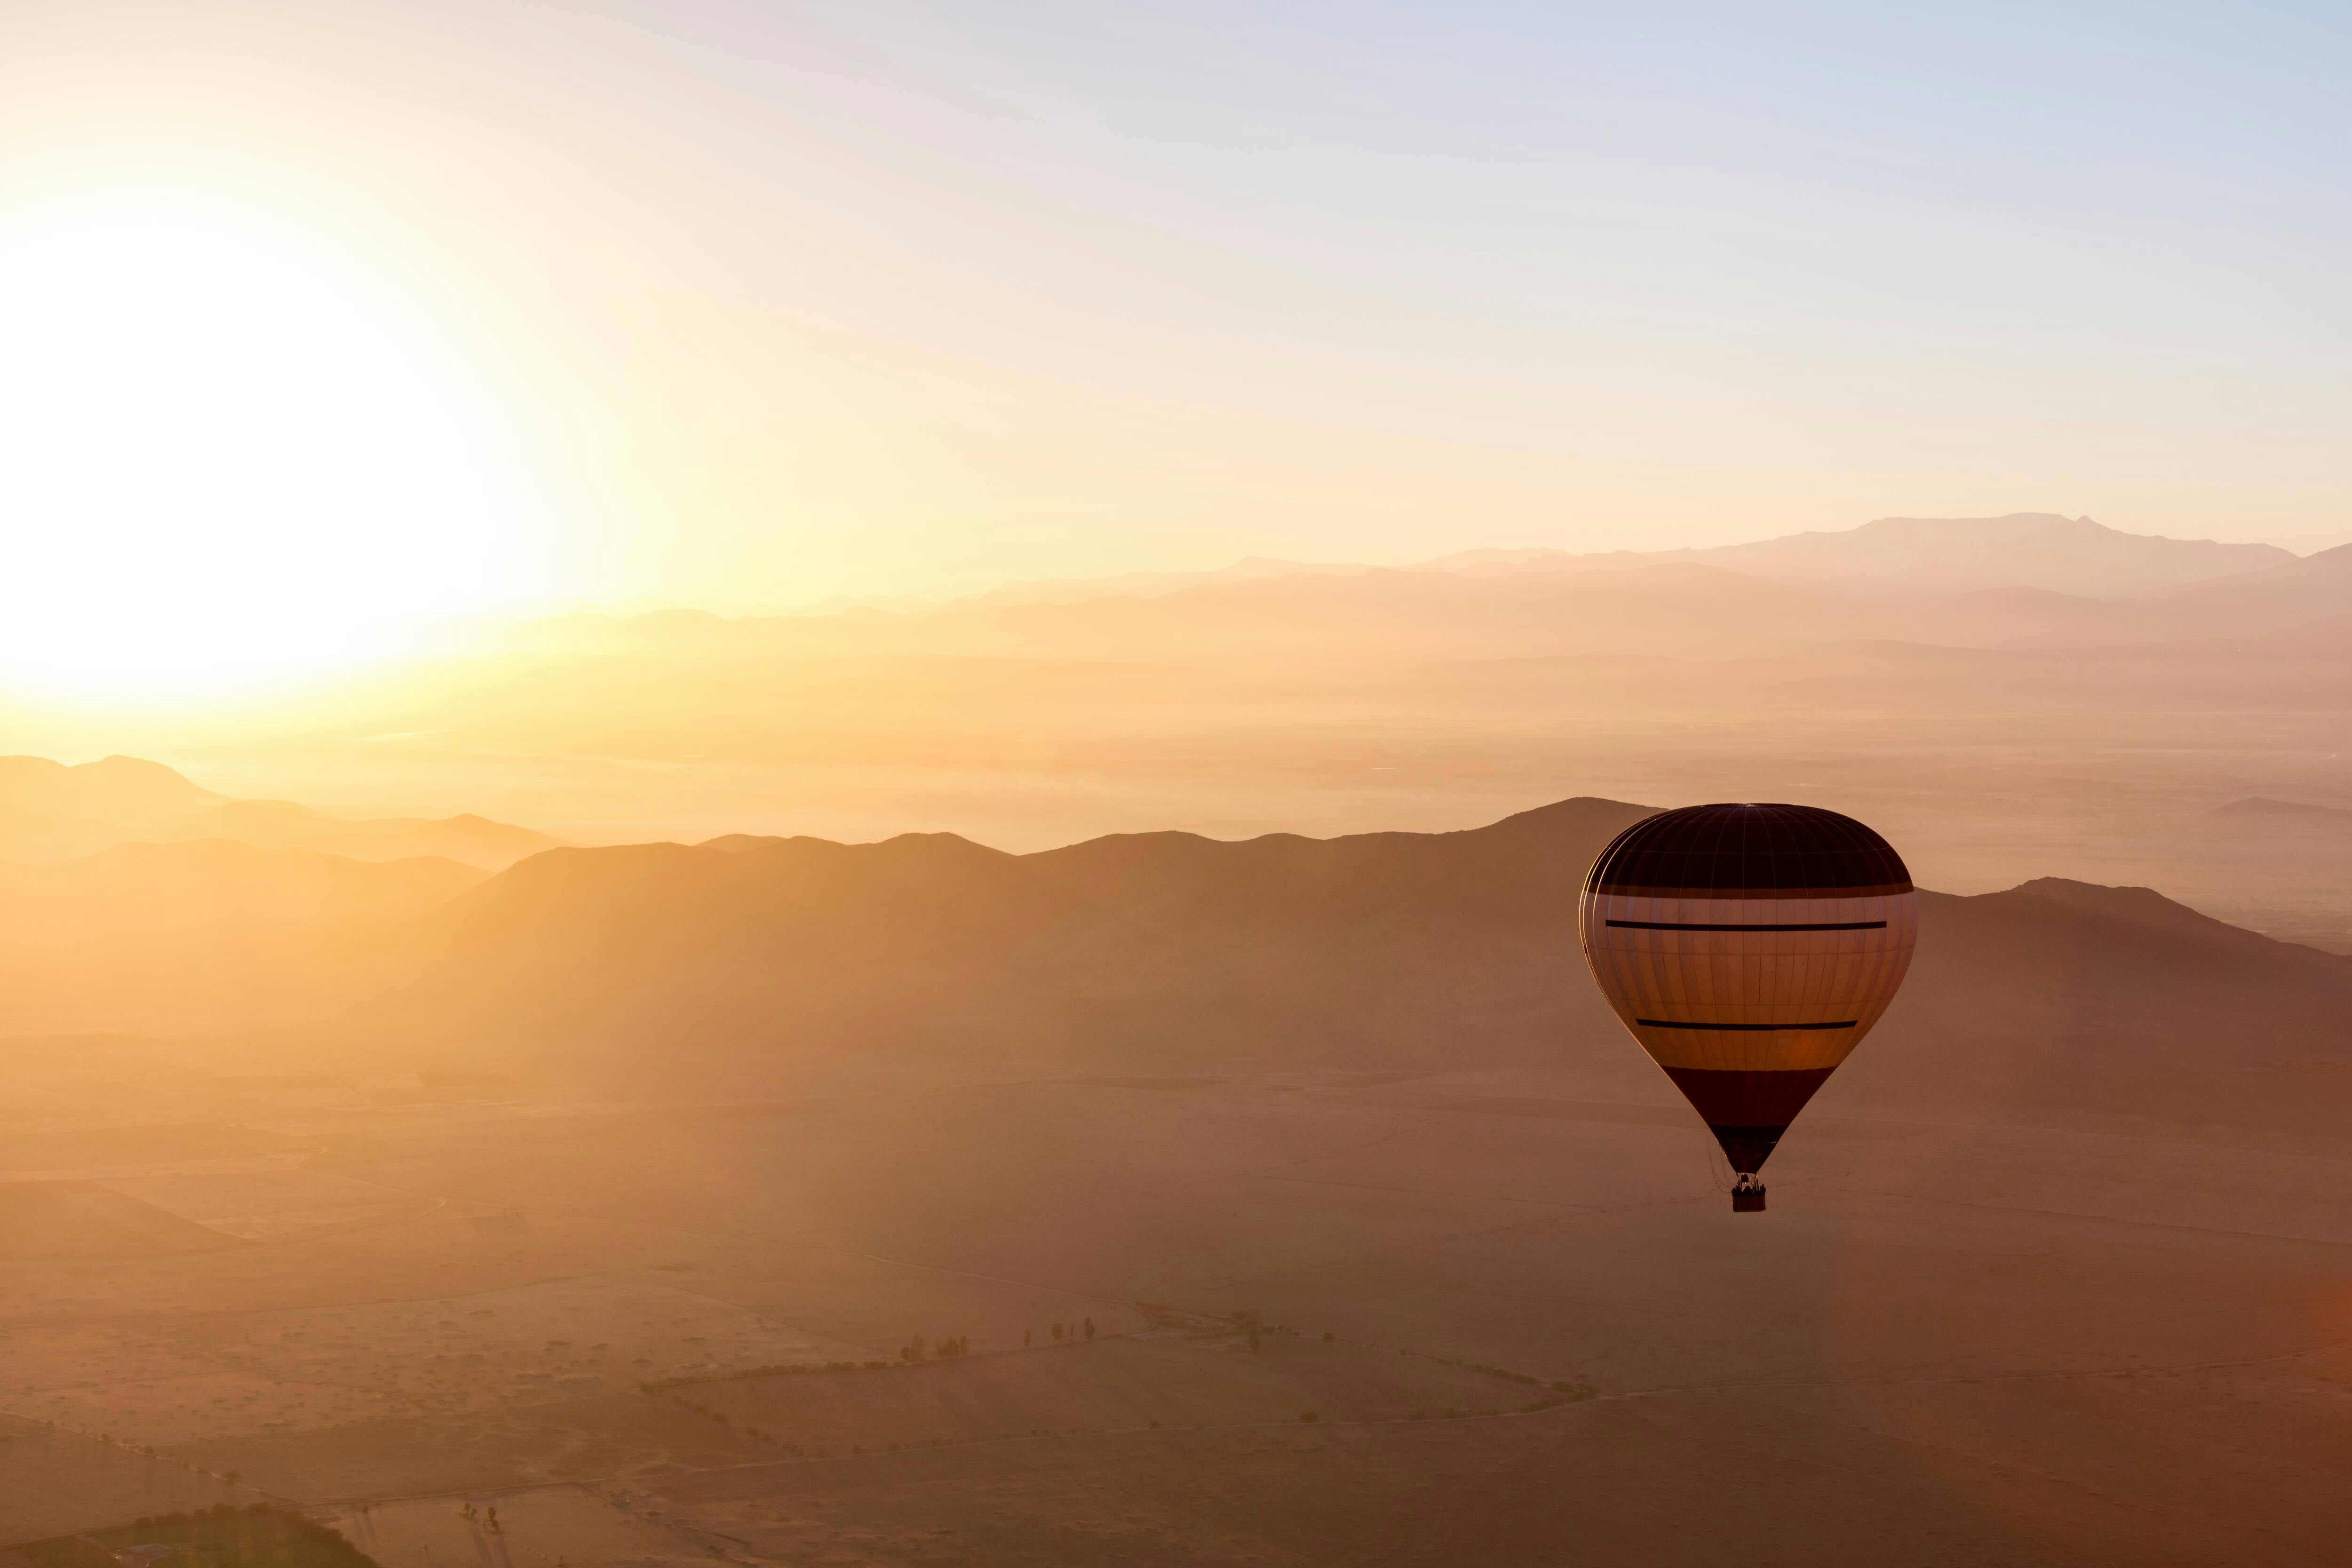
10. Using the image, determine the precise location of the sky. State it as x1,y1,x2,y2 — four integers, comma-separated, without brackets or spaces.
2,0,2346,660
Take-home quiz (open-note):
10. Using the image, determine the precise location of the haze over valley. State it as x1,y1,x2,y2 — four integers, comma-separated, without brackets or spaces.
8,3,2352,1560
17,513,2352,950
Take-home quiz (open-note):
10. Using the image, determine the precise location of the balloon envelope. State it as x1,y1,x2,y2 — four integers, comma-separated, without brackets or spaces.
1578,803,1917,1178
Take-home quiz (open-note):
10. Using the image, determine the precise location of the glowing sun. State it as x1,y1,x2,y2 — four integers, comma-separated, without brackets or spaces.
0,220,529,699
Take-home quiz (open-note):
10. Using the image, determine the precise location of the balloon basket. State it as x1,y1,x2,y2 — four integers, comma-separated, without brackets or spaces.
1731,1178,1766,1213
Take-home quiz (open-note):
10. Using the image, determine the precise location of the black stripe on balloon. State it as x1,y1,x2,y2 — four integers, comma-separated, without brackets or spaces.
1605,919,1887,932
1635,1019,1858,1031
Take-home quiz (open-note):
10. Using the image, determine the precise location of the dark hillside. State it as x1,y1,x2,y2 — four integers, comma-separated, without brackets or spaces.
370,799,1657,1069
1843,877,2352,1133
365,803,2352,1139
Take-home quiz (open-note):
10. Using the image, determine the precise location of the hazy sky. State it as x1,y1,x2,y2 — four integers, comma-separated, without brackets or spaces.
4,0,2346,623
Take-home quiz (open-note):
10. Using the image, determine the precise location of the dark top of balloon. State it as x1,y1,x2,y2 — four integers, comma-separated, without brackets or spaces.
1583,803,1912,897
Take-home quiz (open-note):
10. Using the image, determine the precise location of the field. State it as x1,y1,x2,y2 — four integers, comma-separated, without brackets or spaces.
7,1054,2352,1563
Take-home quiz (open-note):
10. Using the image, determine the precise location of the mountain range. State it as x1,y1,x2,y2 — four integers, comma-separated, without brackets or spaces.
946,513,2295,608
8,742,2349,1142
509,515,2348,661
1423,512,2295,598
335,798,2352,1139
0,755,558,867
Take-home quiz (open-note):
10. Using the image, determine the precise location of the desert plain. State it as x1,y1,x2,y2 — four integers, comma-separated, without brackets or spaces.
10,860,2352,1562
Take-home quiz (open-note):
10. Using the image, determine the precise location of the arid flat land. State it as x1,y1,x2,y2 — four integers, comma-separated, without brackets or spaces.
7,1057,2352,1565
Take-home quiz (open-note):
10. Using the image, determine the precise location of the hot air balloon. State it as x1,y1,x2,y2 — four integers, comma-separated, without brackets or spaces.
1578,803,1916,1212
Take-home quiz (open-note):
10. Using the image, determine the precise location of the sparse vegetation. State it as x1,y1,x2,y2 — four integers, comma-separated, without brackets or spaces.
902,1332,972,1362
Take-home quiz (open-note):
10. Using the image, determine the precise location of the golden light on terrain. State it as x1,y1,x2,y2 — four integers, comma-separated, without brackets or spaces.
0,218,533,700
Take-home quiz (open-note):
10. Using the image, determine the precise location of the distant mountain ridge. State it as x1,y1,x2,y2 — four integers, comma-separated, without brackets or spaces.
1422,513,2292,600
0,770,529,1022
946,512,2293,610
0,755,559,868
506,513,2323,661
2137,541,2352,635
0,754,225,826
157,799,559,866
0,838,486,944
940,513,2300,611
2201,797,2352,842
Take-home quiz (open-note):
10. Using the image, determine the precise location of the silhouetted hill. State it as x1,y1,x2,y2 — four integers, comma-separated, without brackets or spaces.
158,800,562,867
1861,876,2352,1133
2136,541,2352,635
364,803,2352,1135
0,754,227,858
0,755,558,868
369,799,1657,1066
0,753,226,822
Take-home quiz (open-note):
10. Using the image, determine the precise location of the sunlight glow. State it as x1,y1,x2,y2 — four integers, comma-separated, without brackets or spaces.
0,220,530,699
